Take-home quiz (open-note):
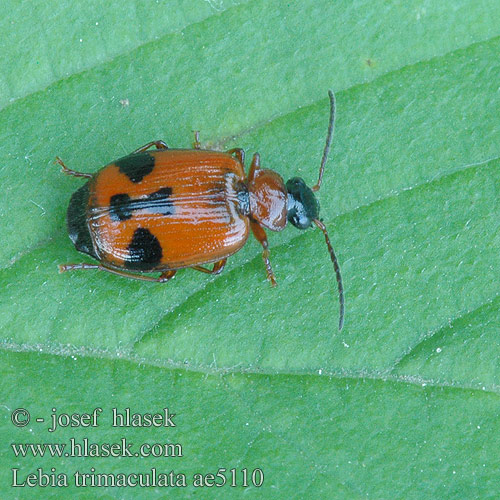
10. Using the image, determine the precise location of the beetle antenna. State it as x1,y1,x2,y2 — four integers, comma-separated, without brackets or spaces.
312,90,336,192
313,218,344,330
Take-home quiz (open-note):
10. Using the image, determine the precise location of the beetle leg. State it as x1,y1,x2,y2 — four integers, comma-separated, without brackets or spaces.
226,148,245,166
58,263,176,283
248,152,260,181
250,221,277,287
192,131,201,149
155,270,177,282
55,156,93,179
191,259,227,275
131,140,168,154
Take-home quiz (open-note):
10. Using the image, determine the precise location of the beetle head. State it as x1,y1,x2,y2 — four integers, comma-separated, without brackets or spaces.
286,177,319,229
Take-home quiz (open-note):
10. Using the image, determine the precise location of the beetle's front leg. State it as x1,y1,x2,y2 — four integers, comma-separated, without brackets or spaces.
250,221,277,287
248,153,260,181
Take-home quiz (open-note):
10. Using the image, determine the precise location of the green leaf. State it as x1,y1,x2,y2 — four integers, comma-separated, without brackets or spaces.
1,0,499,497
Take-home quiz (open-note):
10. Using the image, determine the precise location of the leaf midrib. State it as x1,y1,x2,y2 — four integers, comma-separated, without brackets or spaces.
1,340,498,395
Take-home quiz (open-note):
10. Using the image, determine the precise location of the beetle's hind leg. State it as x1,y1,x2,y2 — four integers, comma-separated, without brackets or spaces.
131,140,168,154
191,259,227,275
55,156,93,179
59,263,176,283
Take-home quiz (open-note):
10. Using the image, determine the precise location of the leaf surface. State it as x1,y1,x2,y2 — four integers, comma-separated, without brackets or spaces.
1,1,499,497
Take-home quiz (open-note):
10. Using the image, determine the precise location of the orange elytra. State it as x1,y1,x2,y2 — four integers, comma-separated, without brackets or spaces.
58,91,344,329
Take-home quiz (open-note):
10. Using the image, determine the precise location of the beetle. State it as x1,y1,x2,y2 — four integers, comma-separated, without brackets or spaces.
58,91,344,329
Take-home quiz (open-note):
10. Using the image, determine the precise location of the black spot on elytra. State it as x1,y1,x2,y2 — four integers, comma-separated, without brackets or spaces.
115,153,155,183
126,227,162,270
109,193,132,221
108,187,174,222
146,187,174,216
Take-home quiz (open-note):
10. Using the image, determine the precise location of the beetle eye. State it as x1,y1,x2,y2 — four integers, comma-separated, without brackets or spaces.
286,177,320,229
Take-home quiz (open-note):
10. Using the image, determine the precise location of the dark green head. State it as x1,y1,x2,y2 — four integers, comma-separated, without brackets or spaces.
286,177,320,229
